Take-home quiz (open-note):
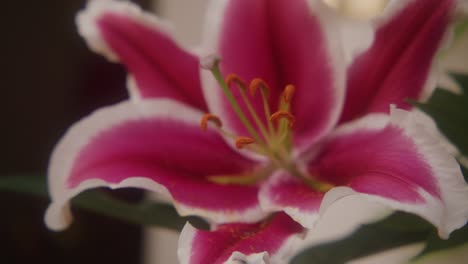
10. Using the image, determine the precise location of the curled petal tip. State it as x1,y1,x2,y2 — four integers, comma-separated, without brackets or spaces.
44,202,73,232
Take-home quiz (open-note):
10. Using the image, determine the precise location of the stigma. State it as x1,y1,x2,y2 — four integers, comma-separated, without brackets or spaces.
198,57,334,192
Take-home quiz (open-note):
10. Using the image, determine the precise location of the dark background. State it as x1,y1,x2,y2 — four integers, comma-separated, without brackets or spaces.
0,0,155,263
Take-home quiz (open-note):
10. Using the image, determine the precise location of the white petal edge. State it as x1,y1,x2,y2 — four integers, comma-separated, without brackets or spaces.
76,0,176,62
76,0,202,101
375,0,417,26
45,99,265,231
371,0,456,102
261,109,468,238
260,114,390,228
177,222,305,264
295,0,347,154
387,107,468,238
335,16,374,66
258,172,321,229
320,108,468,238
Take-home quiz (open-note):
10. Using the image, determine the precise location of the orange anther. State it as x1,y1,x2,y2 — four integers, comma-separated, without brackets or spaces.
269,111,296,128
235,136,255,149
249,78,271,97
200,113,222,131
282,84,295,103
225,74,247,90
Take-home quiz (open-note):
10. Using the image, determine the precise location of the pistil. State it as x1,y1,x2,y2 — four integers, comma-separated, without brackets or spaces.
200,57,334,192
203,58,296,164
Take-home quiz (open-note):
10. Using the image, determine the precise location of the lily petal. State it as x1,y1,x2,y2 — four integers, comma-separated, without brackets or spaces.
77,0,207,110
45,99,265,231
339,0,455,123
259,172,325,228
178,213,305,264
309,109,468,237
201,0,345,151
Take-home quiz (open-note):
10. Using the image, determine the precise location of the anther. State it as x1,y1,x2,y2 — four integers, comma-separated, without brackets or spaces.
249,78,271,97
200,113,222,131
282,84,295,103
225,74,247,90
270,111,296,128
235,136,255,149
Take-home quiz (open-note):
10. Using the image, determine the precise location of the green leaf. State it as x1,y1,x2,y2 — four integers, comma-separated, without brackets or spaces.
291,212,432,264
413,223,468,260
461,164,468,182
451,73,468,94
414,81,468,157
0,174,47,197
292,75,468,263
454,19,468,42
0,175,208,231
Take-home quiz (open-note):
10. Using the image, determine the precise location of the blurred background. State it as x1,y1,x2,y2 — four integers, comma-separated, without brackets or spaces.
0,1,148,263
1,0,467,263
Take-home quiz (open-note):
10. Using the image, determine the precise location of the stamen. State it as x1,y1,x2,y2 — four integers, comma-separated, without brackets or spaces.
270,111,296,128
235,136,255,149
225,74,247,91
201,57,332,192
206,61,265,146
250,78,274,135
200,113,222,131
233,78,271,142
249,78,271,97
282,84,295,103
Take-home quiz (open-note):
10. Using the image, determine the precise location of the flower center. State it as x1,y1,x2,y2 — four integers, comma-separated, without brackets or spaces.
200,57,332,192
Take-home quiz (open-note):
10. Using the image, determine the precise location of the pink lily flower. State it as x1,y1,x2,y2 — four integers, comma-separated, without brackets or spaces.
45,0,468,262
178,212,305,264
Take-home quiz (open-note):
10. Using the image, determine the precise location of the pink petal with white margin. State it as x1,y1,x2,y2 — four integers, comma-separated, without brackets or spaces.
309,109,468,238
77,0,207,110
339,0,455,123
259,172,325,229
178,213,305,264
201,0,345,153
45,99,266,231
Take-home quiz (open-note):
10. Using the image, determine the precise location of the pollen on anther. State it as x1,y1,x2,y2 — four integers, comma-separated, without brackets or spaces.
282,84,295,103
200,113,222,131
249,78,271,97
225,74,247,90
235,136,255,149
270,111,296,128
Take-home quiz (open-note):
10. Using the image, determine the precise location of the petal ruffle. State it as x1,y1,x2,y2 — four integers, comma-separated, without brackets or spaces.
77,0,207,110
339,0,455,123
178,213,305,264
309,110,468,237
201,0,345,152
45,99,265,231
